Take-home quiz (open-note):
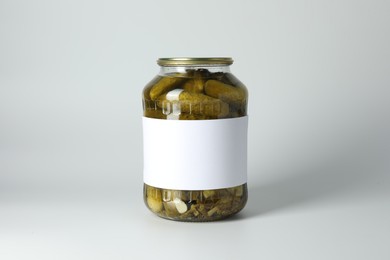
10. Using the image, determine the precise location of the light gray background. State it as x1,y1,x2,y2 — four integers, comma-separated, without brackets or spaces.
1,0,389,259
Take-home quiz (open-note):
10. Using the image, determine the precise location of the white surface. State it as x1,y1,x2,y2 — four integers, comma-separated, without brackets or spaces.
1,0,390,259
143,116,248,190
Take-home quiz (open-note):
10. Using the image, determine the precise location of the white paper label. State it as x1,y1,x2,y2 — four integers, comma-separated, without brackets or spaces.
142,116,248,190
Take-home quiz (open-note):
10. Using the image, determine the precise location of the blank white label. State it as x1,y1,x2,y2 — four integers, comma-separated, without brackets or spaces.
142,116,248,190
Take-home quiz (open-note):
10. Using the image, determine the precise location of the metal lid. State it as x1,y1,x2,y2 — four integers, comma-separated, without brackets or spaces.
157,57,233,66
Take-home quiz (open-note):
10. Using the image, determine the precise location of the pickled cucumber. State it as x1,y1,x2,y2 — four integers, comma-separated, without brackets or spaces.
204,79,246,105
182,70,206,93
143,69,247,119
182,78,204,93
157,90,230,118
145,185,163,213
144,184,248,222
149,76,186,100
178,113,211,120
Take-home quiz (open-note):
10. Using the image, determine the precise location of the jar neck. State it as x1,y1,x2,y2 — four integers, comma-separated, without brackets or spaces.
159,65,231,75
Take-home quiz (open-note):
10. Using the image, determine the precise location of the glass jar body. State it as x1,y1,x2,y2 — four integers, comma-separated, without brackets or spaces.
142,61,248,221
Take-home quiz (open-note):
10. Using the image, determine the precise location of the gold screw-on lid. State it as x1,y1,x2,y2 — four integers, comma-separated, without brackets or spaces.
157,57,233,66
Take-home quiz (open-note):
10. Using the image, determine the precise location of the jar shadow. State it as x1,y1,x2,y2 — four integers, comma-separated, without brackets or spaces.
228,146,388,220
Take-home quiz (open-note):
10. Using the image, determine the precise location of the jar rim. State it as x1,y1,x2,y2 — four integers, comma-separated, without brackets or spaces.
157,57,233,66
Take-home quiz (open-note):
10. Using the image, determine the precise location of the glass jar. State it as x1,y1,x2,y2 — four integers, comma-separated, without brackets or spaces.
142,57,248,221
